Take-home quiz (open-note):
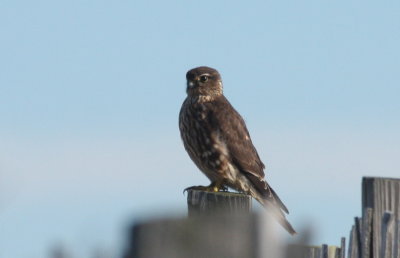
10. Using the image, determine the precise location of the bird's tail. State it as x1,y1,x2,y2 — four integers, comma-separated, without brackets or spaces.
278,216,297,235
244,171,296,234
255,192,296,235
263,201,297,235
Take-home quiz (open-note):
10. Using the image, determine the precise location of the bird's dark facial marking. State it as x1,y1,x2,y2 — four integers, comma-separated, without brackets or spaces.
186,72,196,81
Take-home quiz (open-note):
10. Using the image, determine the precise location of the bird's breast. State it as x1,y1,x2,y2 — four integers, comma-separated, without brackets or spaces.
179,98,230,180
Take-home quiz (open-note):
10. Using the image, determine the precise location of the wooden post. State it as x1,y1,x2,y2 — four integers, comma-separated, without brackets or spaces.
355,217,362,258
394,219,400,258
186,189,252,216
125,214,261,258
340,237,346,258
362,177,400,258
348,225,359,258
361,208,373,258
321,244,328,258
125,190,272,258
380,212,394,258
285,244,321,258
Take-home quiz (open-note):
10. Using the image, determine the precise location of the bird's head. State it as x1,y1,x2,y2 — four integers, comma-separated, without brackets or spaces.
186,66,223,98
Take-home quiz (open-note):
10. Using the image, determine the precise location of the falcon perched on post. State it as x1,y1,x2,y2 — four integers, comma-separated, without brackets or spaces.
179,66,296,235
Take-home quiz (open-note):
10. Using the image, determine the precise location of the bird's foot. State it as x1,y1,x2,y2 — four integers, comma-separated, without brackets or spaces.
183,182,227,194
183,185,213,194
220,185,229,192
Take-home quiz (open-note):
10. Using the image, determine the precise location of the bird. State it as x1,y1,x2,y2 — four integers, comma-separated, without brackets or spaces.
179,66,296,235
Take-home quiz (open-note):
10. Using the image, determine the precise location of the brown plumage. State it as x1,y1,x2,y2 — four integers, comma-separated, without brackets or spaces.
179,66,296,234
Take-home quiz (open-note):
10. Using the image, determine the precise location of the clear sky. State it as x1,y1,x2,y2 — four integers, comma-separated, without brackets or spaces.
1,0,399,257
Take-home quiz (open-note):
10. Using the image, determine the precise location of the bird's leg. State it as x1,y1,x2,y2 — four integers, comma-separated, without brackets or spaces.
209,181,226,192
184,181,226,193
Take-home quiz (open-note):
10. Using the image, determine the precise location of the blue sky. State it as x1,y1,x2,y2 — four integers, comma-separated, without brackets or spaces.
1,0,399,257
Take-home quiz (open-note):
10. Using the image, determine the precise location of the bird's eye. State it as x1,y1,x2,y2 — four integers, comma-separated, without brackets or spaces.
199,75,209,82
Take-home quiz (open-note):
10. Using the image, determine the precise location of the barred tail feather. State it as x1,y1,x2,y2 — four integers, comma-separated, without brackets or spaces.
279,216,297,235
247,175,296,234
257,195,297,235
266,202,297,235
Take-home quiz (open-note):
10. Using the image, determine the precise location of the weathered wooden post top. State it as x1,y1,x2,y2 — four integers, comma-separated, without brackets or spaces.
186,189,252,216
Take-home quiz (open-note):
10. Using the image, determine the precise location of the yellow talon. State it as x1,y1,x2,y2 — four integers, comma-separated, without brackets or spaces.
184,181,225,193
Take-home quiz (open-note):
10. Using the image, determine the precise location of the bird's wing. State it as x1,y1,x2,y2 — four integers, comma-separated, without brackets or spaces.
207,96,265,176
206,96,289,214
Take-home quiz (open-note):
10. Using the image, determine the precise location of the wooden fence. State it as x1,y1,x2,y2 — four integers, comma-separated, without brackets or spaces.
347,177,400,258
124,177,400,258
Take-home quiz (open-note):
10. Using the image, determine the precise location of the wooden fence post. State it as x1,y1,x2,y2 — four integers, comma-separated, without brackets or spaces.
322,244,328,258
362,177,400,258
348,225,359,258
394,219,400,258
380,212,394,258
340,237,346,258
355,216,362,258
186,189,252,216
125,190,268,258
361,208,373,258
126,214,262,258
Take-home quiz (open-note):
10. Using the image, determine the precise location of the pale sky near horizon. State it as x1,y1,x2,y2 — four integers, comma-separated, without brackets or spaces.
1,1,399,257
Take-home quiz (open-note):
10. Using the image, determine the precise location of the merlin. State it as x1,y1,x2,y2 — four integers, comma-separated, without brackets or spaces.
179,66,296,234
